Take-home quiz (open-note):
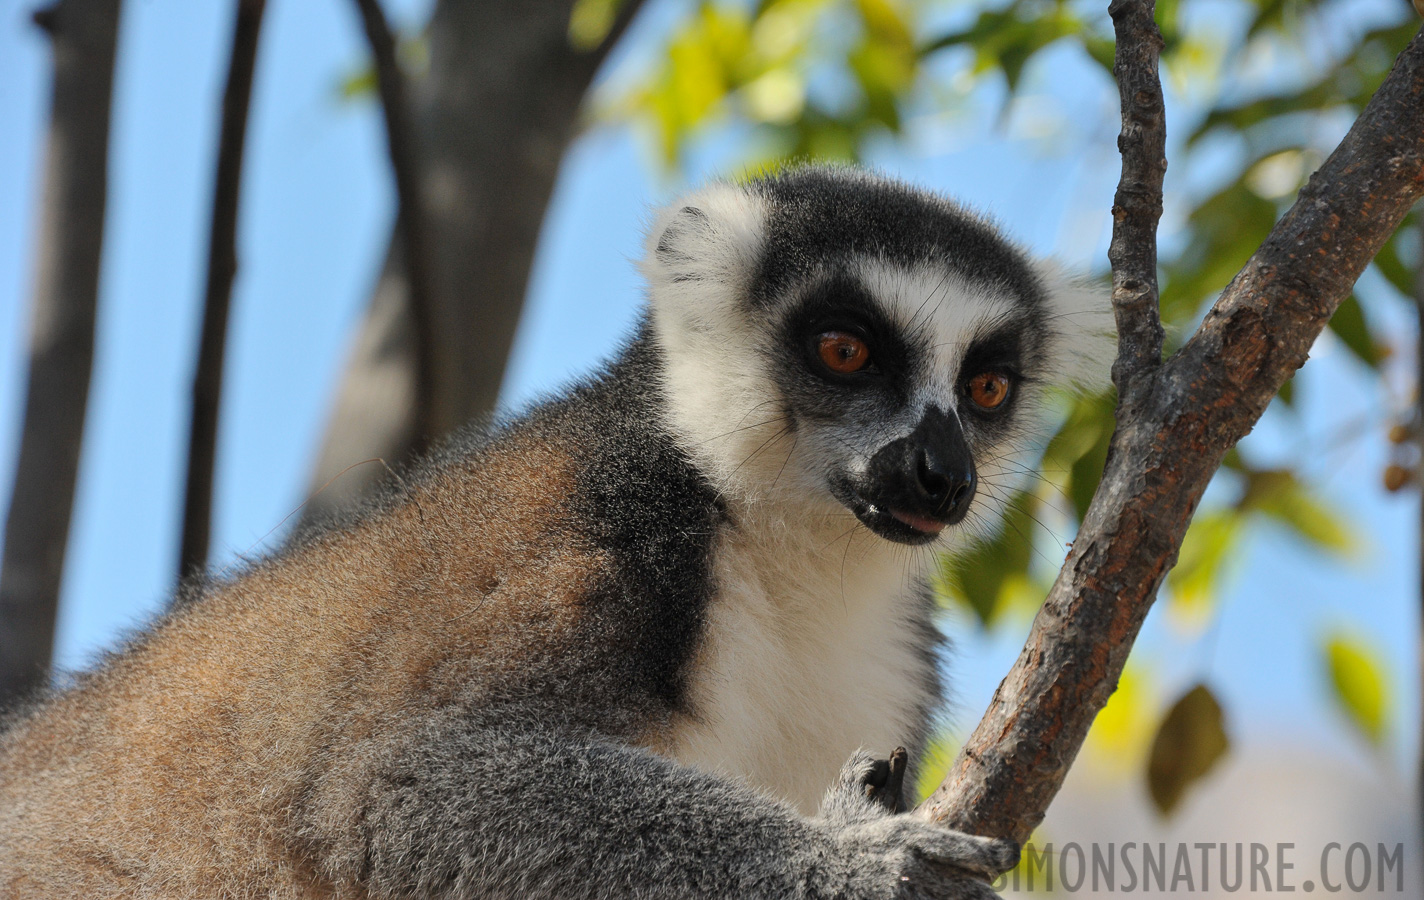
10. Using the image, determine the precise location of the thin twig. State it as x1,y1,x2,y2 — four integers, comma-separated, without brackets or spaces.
350,0,438,451
1105,0,1167,401
919,23,1424,843
178,0,267,580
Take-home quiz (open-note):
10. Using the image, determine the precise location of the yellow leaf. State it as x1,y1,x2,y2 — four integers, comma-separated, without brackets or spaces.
850,38,917,95
568,0,621,50
1246,149,1310,199
698,4,753,74
669,29,728,124
750,0,822,62
1086,666,1155,766
855,0,914,47
1323,632,1391,746
338,66,377,101
742,69,806,123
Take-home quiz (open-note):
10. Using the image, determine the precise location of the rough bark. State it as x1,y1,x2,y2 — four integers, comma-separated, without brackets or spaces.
301,0,644,521
1104,0,1166,401
0,0,122,707
920,16,1424,843
177,0,266,580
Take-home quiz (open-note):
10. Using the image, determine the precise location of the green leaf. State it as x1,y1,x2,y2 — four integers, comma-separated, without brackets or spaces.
1160,180,1278,327
1155,0,1182,45
1243,0,1313,41
1190,20,1418,146
1042,391,1114,523
1081,35,1116,74
919,6,1082,95
1372,229,1416,299
1146,684,1231,816
1327,294,1383,368
855,0,913,48
1276,376,1294,406
1323,632,1391,746
1165,511,1239,626
934,491,1040,627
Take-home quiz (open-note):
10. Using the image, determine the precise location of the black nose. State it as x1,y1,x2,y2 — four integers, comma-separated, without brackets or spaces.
915,445,976,521
862,406,977,527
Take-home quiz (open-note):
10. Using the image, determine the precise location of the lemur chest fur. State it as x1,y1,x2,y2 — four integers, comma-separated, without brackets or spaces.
666,518,937,814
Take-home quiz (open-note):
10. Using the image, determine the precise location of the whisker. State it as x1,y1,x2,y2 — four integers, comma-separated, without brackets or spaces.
728,425,793,478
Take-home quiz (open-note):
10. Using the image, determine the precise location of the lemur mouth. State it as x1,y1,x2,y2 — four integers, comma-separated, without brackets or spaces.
837,493,949,546
854,503,948,546
829,475,956,546
887,509,948,535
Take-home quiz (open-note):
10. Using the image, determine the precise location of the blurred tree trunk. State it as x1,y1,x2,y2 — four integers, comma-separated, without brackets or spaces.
0,0,122,707
302,0,643,521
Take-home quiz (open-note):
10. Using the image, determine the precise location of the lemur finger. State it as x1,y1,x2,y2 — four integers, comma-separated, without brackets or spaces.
864,746,907,814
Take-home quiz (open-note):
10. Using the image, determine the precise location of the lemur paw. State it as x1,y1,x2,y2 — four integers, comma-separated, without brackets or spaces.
819,748,908,822
815,749,1019,899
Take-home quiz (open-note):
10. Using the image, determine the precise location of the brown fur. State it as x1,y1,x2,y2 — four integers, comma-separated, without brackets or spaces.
0,434,614,898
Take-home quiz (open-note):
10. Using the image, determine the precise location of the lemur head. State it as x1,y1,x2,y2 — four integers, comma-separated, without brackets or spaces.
642,166,1109,546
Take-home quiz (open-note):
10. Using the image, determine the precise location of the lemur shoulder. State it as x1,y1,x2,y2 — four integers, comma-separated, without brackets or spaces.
0,166,1108,899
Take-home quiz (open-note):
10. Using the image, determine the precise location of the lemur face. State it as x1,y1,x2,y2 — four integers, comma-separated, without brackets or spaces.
766,262,1044,546
644,166,1108,545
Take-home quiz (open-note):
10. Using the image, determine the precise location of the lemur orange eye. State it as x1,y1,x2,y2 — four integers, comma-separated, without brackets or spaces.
816,332,870,374
968,371,1011,409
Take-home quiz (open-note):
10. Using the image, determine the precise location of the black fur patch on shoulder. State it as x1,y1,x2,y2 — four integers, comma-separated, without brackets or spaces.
533,321,726,717
748,166,1046,310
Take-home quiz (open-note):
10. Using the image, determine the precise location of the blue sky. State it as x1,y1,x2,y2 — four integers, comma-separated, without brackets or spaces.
0,0,1418,796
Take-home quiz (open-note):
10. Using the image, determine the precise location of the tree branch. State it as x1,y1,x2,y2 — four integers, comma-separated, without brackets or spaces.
178,0,266,579
1105,0,1167,401
0,0,122,706
919,20,1424,843
349,0,438,451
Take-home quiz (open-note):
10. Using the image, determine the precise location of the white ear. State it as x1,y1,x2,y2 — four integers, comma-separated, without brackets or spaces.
639,183,782,498
1035,261,1117,392
639,182,766,327
652,205,712,270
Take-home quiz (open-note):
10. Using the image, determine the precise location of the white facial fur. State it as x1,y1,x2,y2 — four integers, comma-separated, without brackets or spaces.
642,180,1111,546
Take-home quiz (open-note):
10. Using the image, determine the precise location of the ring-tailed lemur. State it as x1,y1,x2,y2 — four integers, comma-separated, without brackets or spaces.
0,166,1108,898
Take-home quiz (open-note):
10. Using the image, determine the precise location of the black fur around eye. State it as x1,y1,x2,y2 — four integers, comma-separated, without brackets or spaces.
784,277,909,387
